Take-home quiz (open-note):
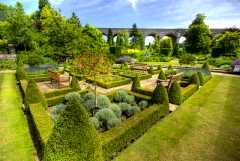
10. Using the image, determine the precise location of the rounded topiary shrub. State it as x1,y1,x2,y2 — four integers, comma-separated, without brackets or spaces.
158,68,166,80
25,79,47,108
50,103,67,121
126,106,140,117
113,90,128,102
95,108,120,130
65,92,82,104
152,83,169,105
197,72,204,86
97,95,111,109
123,95,135,105
168,80,182,105
191,73,200,88
43,95,103,161
118,102,132,116
82,92,96,113
131,76,140,92
109,103,122,118
70,76,80,91
138,100,148,110
90,117,100,130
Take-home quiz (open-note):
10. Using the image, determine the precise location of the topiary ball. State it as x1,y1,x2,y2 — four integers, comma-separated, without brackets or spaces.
95,108,118,130
168,80,182,105
90,117,100,130
97,95,111,109
113,90,128,102
109,103,122,118
138,100,148,110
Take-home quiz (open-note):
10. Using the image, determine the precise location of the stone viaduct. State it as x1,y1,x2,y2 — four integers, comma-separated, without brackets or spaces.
98,28,225,44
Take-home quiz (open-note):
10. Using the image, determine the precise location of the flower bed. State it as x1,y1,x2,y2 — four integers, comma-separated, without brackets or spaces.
87,75,131,89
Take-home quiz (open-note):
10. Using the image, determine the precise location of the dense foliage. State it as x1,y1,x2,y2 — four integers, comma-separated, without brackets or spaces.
44,94,103,161
168,80,182,105
152,83,169,104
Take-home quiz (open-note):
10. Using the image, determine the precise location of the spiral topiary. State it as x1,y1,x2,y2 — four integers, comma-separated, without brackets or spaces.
168,80,182,105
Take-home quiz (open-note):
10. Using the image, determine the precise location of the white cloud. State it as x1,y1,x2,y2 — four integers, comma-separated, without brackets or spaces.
126,0,139,9
49,0,64,5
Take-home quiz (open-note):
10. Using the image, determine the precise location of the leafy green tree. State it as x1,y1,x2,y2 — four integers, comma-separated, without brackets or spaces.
6,2,34,51
160,36,173,56
130,23,144,49
39,0,50,11
68,12,81,27
185,14,211,54
153,35,161,54
107,28,113,46
212,31,240,57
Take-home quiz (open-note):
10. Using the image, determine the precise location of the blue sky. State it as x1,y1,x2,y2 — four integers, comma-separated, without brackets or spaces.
1,0,240,28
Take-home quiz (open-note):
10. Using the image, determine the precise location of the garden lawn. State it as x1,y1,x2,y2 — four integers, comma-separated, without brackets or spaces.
0,72,34,161
115,75,240,161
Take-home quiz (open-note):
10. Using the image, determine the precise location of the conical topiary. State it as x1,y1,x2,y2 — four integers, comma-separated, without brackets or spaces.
148,66,154,74
70,76,80,91
197,72,204,86
191,73,200,88
25,79,47,108
131,76,140,92
43,94,103,161
152,83,169,105
158,68,166,80
16,66,26,80
202,62,211,75
168,80,182,105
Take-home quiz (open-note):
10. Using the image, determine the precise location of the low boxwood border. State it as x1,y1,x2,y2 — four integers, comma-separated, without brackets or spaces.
100,104,169,160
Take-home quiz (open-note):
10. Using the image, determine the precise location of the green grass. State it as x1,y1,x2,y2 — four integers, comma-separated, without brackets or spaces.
115,76,240,161
0,72,35,161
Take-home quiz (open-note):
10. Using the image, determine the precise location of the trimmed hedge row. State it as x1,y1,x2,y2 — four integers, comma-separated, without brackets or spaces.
100,104,169,160
44,88,74,98
94,79,131,89
125,90,152,100
135,87,153,96
29,103,54,144
119,73,152,80
46,89,90,107
181,84,198,102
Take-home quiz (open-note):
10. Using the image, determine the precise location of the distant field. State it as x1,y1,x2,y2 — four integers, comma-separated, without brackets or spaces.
115,76,240,161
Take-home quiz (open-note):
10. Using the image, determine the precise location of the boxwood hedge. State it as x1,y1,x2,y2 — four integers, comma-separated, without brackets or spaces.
100,104,169,160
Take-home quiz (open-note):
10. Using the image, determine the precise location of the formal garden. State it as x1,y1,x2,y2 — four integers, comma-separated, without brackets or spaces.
0,1,240,161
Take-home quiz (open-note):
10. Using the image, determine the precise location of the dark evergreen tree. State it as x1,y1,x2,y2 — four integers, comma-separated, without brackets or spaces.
158,68,166,80
68,12,81,27
107,28,113,46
